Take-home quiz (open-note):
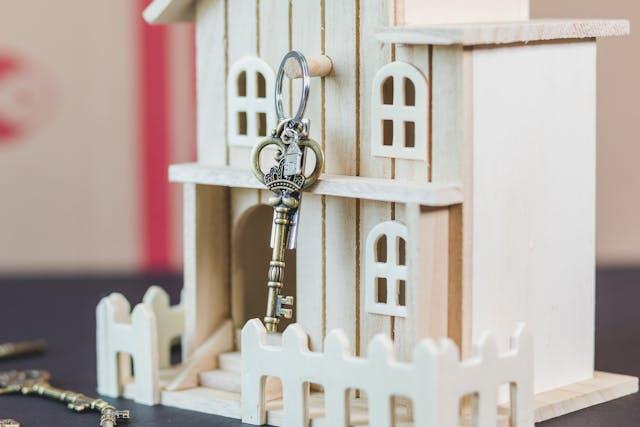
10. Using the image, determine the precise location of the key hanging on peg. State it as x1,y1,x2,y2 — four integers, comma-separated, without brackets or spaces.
251,51,324,333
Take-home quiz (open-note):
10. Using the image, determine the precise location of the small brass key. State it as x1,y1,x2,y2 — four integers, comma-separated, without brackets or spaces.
0,370,130,427
0,340,46,360
251,51,324,333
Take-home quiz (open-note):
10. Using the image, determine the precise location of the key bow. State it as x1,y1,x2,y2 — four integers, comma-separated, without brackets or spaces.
250,136,324,193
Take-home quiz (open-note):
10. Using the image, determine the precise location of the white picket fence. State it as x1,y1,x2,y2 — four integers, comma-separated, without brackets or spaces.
241,319,533,427
96,286,184,405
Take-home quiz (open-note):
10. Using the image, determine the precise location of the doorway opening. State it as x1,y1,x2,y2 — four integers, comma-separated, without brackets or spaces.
234,204,297,329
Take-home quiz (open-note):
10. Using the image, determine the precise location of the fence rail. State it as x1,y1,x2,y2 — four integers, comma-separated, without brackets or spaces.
241,319,533,427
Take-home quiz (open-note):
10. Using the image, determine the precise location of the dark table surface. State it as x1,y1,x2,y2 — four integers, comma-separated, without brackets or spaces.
0,269,639,426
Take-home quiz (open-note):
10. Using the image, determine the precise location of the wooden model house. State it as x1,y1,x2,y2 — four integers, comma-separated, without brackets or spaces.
96,0,635,425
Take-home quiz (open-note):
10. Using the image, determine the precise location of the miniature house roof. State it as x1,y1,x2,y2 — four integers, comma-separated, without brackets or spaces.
144,0,195,24
376,19,630,45
145,0,629,45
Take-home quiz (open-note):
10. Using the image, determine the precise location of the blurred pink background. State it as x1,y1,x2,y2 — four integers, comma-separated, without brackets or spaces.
0,0,195,274
0,0,636,275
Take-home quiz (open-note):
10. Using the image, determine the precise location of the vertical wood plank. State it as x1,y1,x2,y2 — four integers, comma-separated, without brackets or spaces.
460,49,474,356
447,204,464,349
195,0,227,165
397,204,450,360
182,183,230,357
324,0,358,346
259,0,289,115
394,45,430,182
227,0,258,167
291,0,324,351
392,44,432,359
295,194,324,351
324,0,358,175
360,0,393,180
431,45,465,185
431,45,470,354
359,0,394,356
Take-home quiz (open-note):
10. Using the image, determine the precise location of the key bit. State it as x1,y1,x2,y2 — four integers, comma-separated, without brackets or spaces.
277,295,294,320
279,295,294,306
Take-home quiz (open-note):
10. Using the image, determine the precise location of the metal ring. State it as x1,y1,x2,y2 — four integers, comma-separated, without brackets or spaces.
275,51,310,124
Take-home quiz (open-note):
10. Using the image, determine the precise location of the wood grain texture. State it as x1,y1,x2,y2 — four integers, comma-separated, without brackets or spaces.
395,205,451,361
182,184,230,358
431,45,466,185
195,0,226,165
432,45,471,354
284,55,333,79
359,0,394,358
360,0,393,180
161,387,242,419
229,188,260,330
323,0,359,350
376,19,630,46
170,163,463,206
227,0,258,167
259,0,289,116
470,41,597,394
533,372,639,422
291,0,324,352
165,320,234,391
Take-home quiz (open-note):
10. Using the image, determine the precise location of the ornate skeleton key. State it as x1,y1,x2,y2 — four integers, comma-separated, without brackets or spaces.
251,51,324,333
0,370,130,427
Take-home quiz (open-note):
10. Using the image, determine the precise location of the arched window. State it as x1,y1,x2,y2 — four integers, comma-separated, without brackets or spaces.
371,62,428,160
227,57,275,147
365,221,409,317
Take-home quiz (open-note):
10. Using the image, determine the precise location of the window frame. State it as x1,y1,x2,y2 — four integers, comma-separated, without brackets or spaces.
227,57,276,148
365,220,409,317
371,61,428,160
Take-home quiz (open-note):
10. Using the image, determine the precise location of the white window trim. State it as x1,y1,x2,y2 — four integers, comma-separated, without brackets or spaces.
227,57,276,148
365,220,409,317
371,61,428,161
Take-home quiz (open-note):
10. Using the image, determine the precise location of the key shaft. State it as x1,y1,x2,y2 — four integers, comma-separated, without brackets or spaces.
264,203,297,332
0,340,46,360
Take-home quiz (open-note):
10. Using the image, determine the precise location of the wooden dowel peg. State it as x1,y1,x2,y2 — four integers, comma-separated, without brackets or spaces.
284,55,333,79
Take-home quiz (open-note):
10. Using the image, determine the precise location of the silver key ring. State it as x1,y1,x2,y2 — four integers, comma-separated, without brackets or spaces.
275,51,310,124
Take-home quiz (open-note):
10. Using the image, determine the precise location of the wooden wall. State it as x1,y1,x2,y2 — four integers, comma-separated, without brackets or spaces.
469,40,596,393
193,0,448,358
